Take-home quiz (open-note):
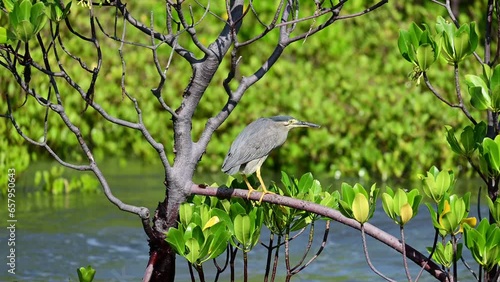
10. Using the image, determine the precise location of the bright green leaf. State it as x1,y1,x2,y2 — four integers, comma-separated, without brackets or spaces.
352,193,369,224
469,86,492,111
0,27,7,44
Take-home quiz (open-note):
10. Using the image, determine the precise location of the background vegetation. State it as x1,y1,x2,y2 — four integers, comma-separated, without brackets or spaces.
1,1,488,193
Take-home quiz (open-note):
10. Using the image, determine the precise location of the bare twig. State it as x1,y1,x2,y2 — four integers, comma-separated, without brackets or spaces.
415,228,440,281
212,245,230,281
287,222,315,276
361,224,397,282
263,233,275,282
290,220,331,274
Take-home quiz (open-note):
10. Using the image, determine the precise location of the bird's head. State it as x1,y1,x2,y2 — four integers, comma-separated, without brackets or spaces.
269,116,321,130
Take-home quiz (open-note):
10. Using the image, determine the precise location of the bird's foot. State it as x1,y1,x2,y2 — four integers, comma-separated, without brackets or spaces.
246,187,274,204
246,187,257,200
257,188,274,204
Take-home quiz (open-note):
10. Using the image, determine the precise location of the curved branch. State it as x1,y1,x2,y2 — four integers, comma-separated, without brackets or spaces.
191,185,449,282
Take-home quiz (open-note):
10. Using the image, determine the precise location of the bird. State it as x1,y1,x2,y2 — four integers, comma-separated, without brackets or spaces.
222,116,320,202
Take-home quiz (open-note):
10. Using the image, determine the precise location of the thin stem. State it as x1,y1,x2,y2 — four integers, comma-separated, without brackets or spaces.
401,226,413,282
288,225,312,272
213,245,230,282
452,235,458,281
285,230,291,281
243,251,248,282
229,244,237,282
415,227,440,281
263,233,274,282
271,234,282,282
290,220,331,274
187,262,195,282
361,224,397,282
460,256,479,281
453,63,477,125
195,264,205,282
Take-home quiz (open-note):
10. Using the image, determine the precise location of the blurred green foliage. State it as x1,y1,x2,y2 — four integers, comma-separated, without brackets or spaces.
0,1,489,194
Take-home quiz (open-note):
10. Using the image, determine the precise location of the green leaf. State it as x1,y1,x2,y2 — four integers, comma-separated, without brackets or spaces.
445,125,463,155
18,0,32,22
393,188,407,216
319,192,338,208
416,43,435,71
491,85,500,111
381,193,395,220
398,30,416,63
469,86,491,111
165,228,186,255
211,208,233,233
482,64,493,85
206,229,230,261
352,193,369,223
179,203,194,227
454,25,470,61
230,202,246,217
435,171,450,195
16,20,34,42
460,126,476,155
468,22,479,55
474,122,487,143
185,237,200,264
465,74,489,89
30,2,45,24
483,137,500,172
341,183,355,205
0,27,7,44
408,22,423,46
490,64,500,90
3,0,15,12
298,172,314,194
31,5,47,34
486,197,500,224
233,214,252,249
77,265,96,282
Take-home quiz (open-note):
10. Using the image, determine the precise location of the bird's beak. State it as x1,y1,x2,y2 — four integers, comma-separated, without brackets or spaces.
296,120,321,128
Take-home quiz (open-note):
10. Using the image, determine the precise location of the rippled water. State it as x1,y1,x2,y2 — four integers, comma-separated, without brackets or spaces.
0,164,486,281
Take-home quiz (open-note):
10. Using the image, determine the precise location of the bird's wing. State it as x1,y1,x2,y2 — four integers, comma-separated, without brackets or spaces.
222,120,285,172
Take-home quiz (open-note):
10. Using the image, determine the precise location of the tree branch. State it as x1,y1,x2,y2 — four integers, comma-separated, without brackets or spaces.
191,185,449,282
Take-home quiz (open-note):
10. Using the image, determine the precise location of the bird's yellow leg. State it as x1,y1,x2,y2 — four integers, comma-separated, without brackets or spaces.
256,167,274,203
243,175,257,199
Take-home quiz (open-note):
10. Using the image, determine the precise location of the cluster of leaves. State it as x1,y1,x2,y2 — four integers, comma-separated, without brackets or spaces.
76,265,96,282
333,164,500,278
166,172,339,277
398,10,500,279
